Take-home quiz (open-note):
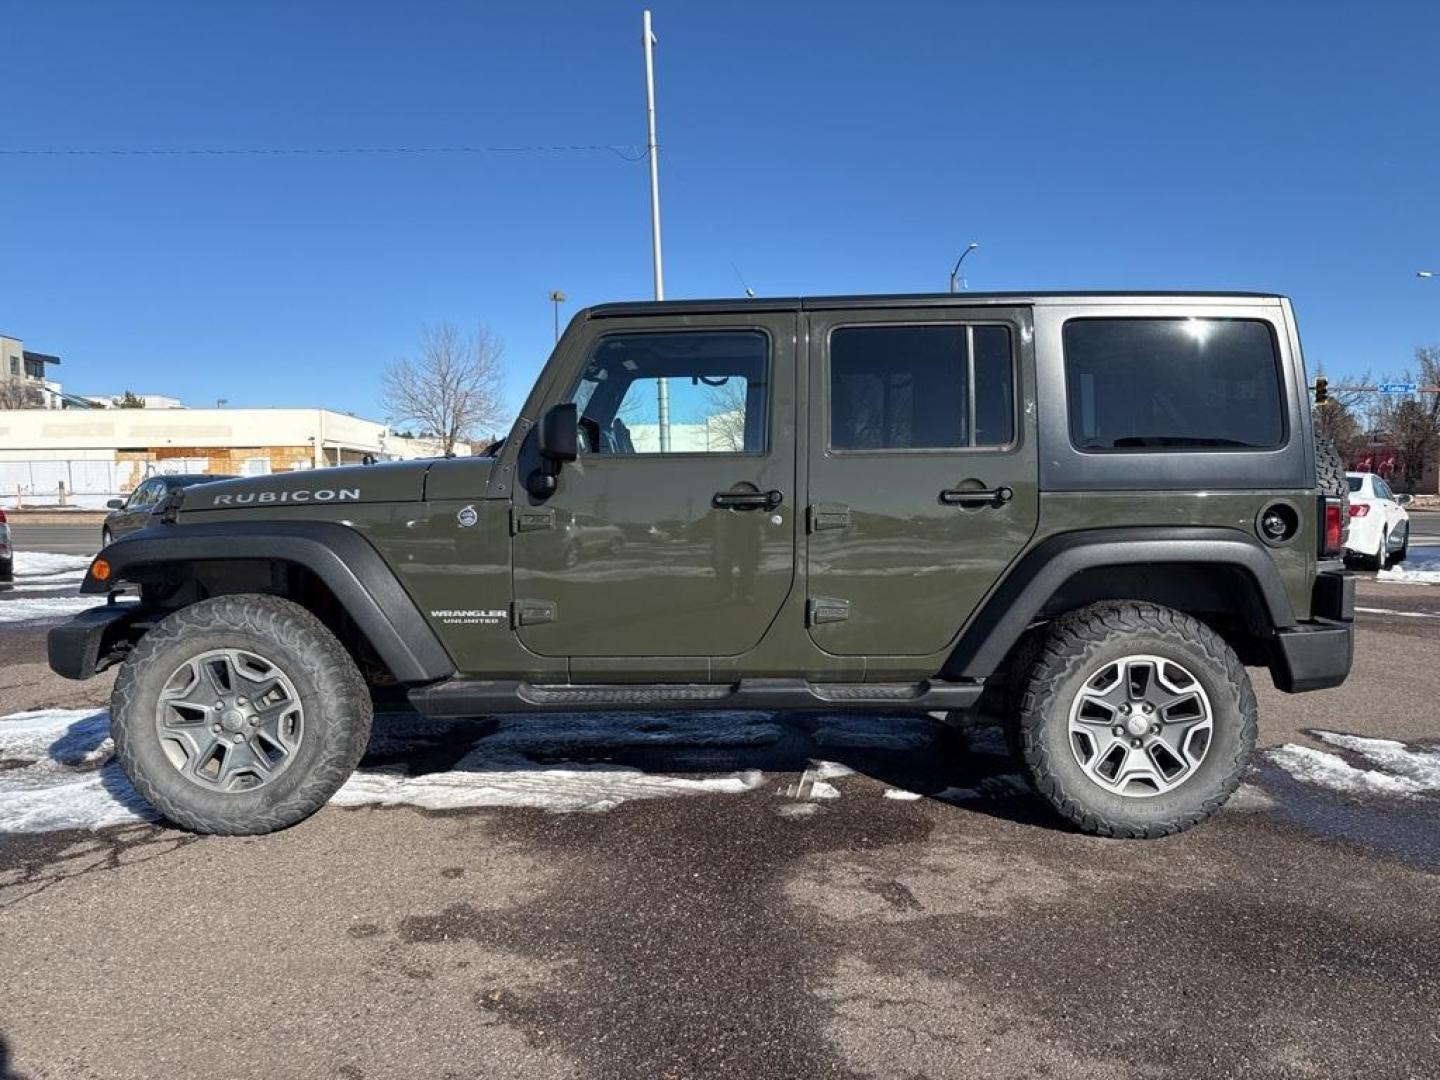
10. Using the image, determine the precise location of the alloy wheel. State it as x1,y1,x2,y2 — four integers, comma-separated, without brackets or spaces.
152,648,305,792
1067,654,1213,797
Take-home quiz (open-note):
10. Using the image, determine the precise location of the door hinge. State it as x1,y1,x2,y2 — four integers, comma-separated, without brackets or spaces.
510,506,555,535
512,599,557,627
807,597,851,625
808,503,852,532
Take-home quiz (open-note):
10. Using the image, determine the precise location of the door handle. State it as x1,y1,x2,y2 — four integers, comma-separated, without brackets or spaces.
939,486,1013,507
712,489,784,511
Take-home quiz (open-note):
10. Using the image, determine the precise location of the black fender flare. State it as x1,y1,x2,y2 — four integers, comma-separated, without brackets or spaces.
946,527,1298,679
83,521,455,684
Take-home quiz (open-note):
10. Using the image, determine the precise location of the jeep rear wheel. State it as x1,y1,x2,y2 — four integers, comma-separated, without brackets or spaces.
1014,601,1256,838
111,594,372,834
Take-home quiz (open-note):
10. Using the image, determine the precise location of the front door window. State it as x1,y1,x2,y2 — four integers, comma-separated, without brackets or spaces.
569,330,769,455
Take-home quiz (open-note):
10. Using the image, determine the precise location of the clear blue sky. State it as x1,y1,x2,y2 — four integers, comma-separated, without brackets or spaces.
2,0,1437,421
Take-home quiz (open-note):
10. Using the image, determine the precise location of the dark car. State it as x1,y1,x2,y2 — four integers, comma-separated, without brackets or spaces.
102,474,237,546
0,507,11,583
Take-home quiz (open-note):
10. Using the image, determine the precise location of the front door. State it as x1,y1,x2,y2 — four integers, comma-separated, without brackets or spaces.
805,306,1039,656
511,314,798,659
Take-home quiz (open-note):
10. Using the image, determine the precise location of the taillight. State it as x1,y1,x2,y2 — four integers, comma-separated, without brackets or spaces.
1321,497,1344,556
1348,504,1369,517
0,508,7,523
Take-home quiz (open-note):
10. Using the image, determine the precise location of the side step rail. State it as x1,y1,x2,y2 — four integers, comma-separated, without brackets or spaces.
408,677,984,718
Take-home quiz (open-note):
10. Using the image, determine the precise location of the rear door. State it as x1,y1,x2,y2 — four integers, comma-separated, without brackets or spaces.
511,313,798,659
805,306,1038,656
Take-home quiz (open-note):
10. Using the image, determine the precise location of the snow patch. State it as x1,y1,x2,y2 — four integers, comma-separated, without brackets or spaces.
1266,730,1440,798
0,708,773,834
1312,731,1440,788
934,773,1030,803
1377,546,1440,585
811,714,934,751
0,550,106,623
0,710,158,832
12,551,94,577
964,725,1010,756
883,788,923,801
782,761,849,801
333,762,765,815
0,594,111,624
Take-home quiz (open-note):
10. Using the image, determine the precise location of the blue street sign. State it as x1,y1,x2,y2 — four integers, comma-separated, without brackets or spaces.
1377,382,1418,394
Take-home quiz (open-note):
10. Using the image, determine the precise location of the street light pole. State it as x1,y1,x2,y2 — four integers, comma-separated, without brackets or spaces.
949,242,979,293
643,9,670,451
549,290,567,343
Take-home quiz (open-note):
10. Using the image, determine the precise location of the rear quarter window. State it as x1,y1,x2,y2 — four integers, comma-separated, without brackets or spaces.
1063,318,1286,452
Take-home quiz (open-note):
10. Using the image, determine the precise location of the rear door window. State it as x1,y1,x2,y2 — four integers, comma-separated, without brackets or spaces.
828,323,1014,450
1063,318,1285,452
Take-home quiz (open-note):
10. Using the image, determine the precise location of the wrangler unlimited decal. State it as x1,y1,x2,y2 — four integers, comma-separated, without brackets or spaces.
211,488,360,506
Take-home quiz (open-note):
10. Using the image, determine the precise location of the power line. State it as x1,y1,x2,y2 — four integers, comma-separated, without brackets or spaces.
0,143,652,161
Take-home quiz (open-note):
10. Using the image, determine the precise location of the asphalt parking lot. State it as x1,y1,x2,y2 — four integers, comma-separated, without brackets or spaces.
2,523,1438,1079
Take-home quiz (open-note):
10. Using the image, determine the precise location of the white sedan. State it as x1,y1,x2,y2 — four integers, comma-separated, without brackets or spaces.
1345,471,1411,569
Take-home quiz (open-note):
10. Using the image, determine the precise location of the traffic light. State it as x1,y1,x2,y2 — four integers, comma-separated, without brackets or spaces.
1315,376,1329,405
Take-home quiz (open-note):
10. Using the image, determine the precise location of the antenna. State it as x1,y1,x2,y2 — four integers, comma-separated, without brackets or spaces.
731,263,756,298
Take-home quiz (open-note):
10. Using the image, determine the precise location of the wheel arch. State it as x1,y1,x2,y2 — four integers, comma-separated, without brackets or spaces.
945,527,1298,680
82,522,455,685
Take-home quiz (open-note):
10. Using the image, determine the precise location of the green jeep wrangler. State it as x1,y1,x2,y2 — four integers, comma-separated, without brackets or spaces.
50,292,1354,838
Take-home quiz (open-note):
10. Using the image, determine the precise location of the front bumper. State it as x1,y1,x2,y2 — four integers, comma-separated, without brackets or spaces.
47,602,145,680
1270,570,1354,693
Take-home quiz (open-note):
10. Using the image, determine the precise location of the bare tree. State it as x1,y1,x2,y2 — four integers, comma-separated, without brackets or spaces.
381,323,507,457
0,379,41,409
696,378,750,452
1313,398,1366,463
1372,346,1440,491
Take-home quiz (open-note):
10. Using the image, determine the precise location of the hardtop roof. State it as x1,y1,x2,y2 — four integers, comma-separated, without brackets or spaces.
585,291,1287,319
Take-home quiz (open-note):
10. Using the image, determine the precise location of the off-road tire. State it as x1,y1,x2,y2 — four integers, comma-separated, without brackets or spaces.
1014,601,1257,838
0,555,11,583
111,594,372,834
1313,430,1350,547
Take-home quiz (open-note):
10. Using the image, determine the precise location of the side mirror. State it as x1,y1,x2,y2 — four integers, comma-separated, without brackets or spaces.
106,498,125,510
529,402,578,497
539,402,578,463
1396,493,1413,506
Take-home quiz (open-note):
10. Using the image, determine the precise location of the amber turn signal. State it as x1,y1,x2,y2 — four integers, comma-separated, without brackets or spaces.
90,558,111,582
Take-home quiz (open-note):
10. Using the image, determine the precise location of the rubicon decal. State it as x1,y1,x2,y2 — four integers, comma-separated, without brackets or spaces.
210,489,360,506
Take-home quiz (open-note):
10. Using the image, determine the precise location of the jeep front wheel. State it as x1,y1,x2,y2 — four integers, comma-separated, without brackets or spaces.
111,594,372,834
1014,601,1256,838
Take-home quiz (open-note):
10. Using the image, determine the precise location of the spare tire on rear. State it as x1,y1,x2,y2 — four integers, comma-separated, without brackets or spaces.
1313,427,1350,548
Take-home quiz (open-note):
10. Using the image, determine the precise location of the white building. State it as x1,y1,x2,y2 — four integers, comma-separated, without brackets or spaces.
0,407,465,508
0,335,63,409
